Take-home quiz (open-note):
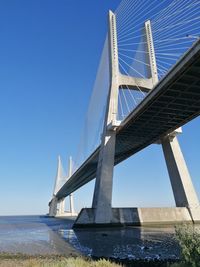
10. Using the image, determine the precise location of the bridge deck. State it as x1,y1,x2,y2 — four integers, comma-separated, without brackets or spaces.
56,40,200,199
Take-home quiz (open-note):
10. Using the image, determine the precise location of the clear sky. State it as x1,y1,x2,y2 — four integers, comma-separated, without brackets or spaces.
0,0,199,215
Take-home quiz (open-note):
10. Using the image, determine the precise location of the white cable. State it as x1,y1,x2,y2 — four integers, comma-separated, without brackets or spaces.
119,56,146,78
152,0,191,29
156,52,182,56
121,85,131,114
156,54,181,61
118,0,168,38
153,2,200,31
154,40,195,49
118,51,150,66
152,1,199,26
119,61,146,97
152,0,187,24
126,85,138,106
156,58,175,67
115,0,129,17
153,16,200,35
118,41,147,46
153,1,200,31
155,47,191,52
118,32,147,43
119,48,148,53
117,0,147,33
156,62,170,72
154,36,196,44
154,25,200,41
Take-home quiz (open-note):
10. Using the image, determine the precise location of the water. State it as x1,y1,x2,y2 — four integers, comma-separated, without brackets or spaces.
0,215,76,255
0,215,180,260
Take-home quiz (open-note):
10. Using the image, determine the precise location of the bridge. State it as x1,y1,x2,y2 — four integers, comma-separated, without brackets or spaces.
49,0,200,226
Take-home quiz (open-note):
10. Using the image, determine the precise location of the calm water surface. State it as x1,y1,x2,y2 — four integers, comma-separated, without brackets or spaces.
0,215,180,260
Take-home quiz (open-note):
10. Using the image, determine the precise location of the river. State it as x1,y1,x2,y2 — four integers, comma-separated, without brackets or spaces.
0,215,180,260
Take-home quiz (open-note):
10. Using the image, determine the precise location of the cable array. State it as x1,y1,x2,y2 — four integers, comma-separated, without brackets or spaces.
152,0,200,79
73,0,200,171
73,38,109,171
115,0,200,120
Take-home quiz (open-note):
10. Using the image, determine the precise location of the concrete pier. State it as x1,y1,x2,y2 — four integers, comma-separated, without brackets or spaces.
74,207,193,228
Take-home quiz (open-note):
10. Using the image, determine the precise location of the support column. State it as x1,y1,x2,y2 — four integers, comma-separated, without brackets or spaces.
57,201,61,216
62,198,65,213
92,11,119,224
49,197,58,217
162,134,200,221
69,194,75,214
59,198,65,215
68,156,75,215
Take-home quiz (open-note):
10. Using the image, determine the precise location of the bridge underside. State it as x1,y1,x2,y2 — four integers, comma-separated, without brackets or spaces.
57,40,200,201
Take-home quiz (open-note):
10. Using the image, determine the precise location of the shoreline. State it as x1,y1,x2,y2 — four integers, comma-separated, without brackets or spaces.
0,252,180,267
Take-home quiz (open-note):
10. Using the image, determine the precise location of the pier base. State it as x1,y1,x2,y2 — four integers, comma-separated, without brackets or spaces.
55,211,78,217
73,207,200,228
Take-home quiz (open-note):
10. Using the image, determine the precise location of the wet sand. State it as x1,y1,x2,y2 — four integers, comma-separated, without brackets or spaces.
0,215,79,256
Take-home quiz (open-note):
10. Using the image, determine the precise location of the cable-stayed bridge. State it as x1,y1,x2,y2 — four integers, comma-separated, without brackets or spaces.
49,0,200,226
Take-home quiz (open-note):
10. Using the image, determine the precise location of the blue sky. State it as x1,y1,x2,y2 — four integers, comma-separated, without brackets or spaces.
0,0,199,215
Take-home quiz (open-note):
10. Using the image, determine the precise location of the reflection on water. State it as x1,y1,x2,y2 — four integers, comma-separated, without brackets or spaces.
0,215,180,260
61,226,180,260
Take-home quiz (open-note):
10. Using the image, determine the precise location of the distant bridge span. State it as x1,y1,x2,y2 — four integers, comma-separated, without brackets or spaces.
57,40,200,200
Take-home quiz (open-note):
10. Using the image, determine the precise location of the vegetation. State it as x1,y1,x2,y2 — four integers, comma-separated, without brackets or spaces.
0,253,177,267
169,224,200,267
0,254,122,267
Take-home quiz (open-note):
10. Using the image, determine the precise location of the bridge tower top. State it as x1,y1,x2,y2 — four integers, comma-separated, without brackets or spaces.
145,20,158,86
53,155,65,196
68,156,73,178
108,12,159,98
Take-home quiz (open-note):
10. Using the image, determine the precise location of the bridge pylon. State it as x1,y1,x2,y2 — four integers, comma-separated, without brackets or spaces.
49,156,77,217
73,9,200,227
49,155,65,216
74,11,169,226
67,156,76,216
91,12,160,224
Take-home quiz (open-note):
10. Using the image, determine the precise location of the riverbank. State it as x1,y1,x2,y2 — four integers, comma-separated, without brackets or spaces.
0,253,180,267
1,216,199,266
0,254,118,267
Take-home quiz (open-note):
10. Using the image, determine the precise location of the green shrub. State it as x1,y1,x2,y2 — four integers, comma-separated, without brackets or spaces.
174,224,200,267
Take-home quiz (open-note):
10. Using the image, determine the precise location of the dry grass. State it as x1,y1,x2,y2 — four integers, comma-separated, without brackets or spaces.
0,255,122,267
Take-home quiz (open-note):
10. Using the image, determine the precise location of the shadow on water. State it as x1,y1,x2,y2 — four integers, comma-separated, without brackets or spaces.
0,215,181,262
59,224,181,261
